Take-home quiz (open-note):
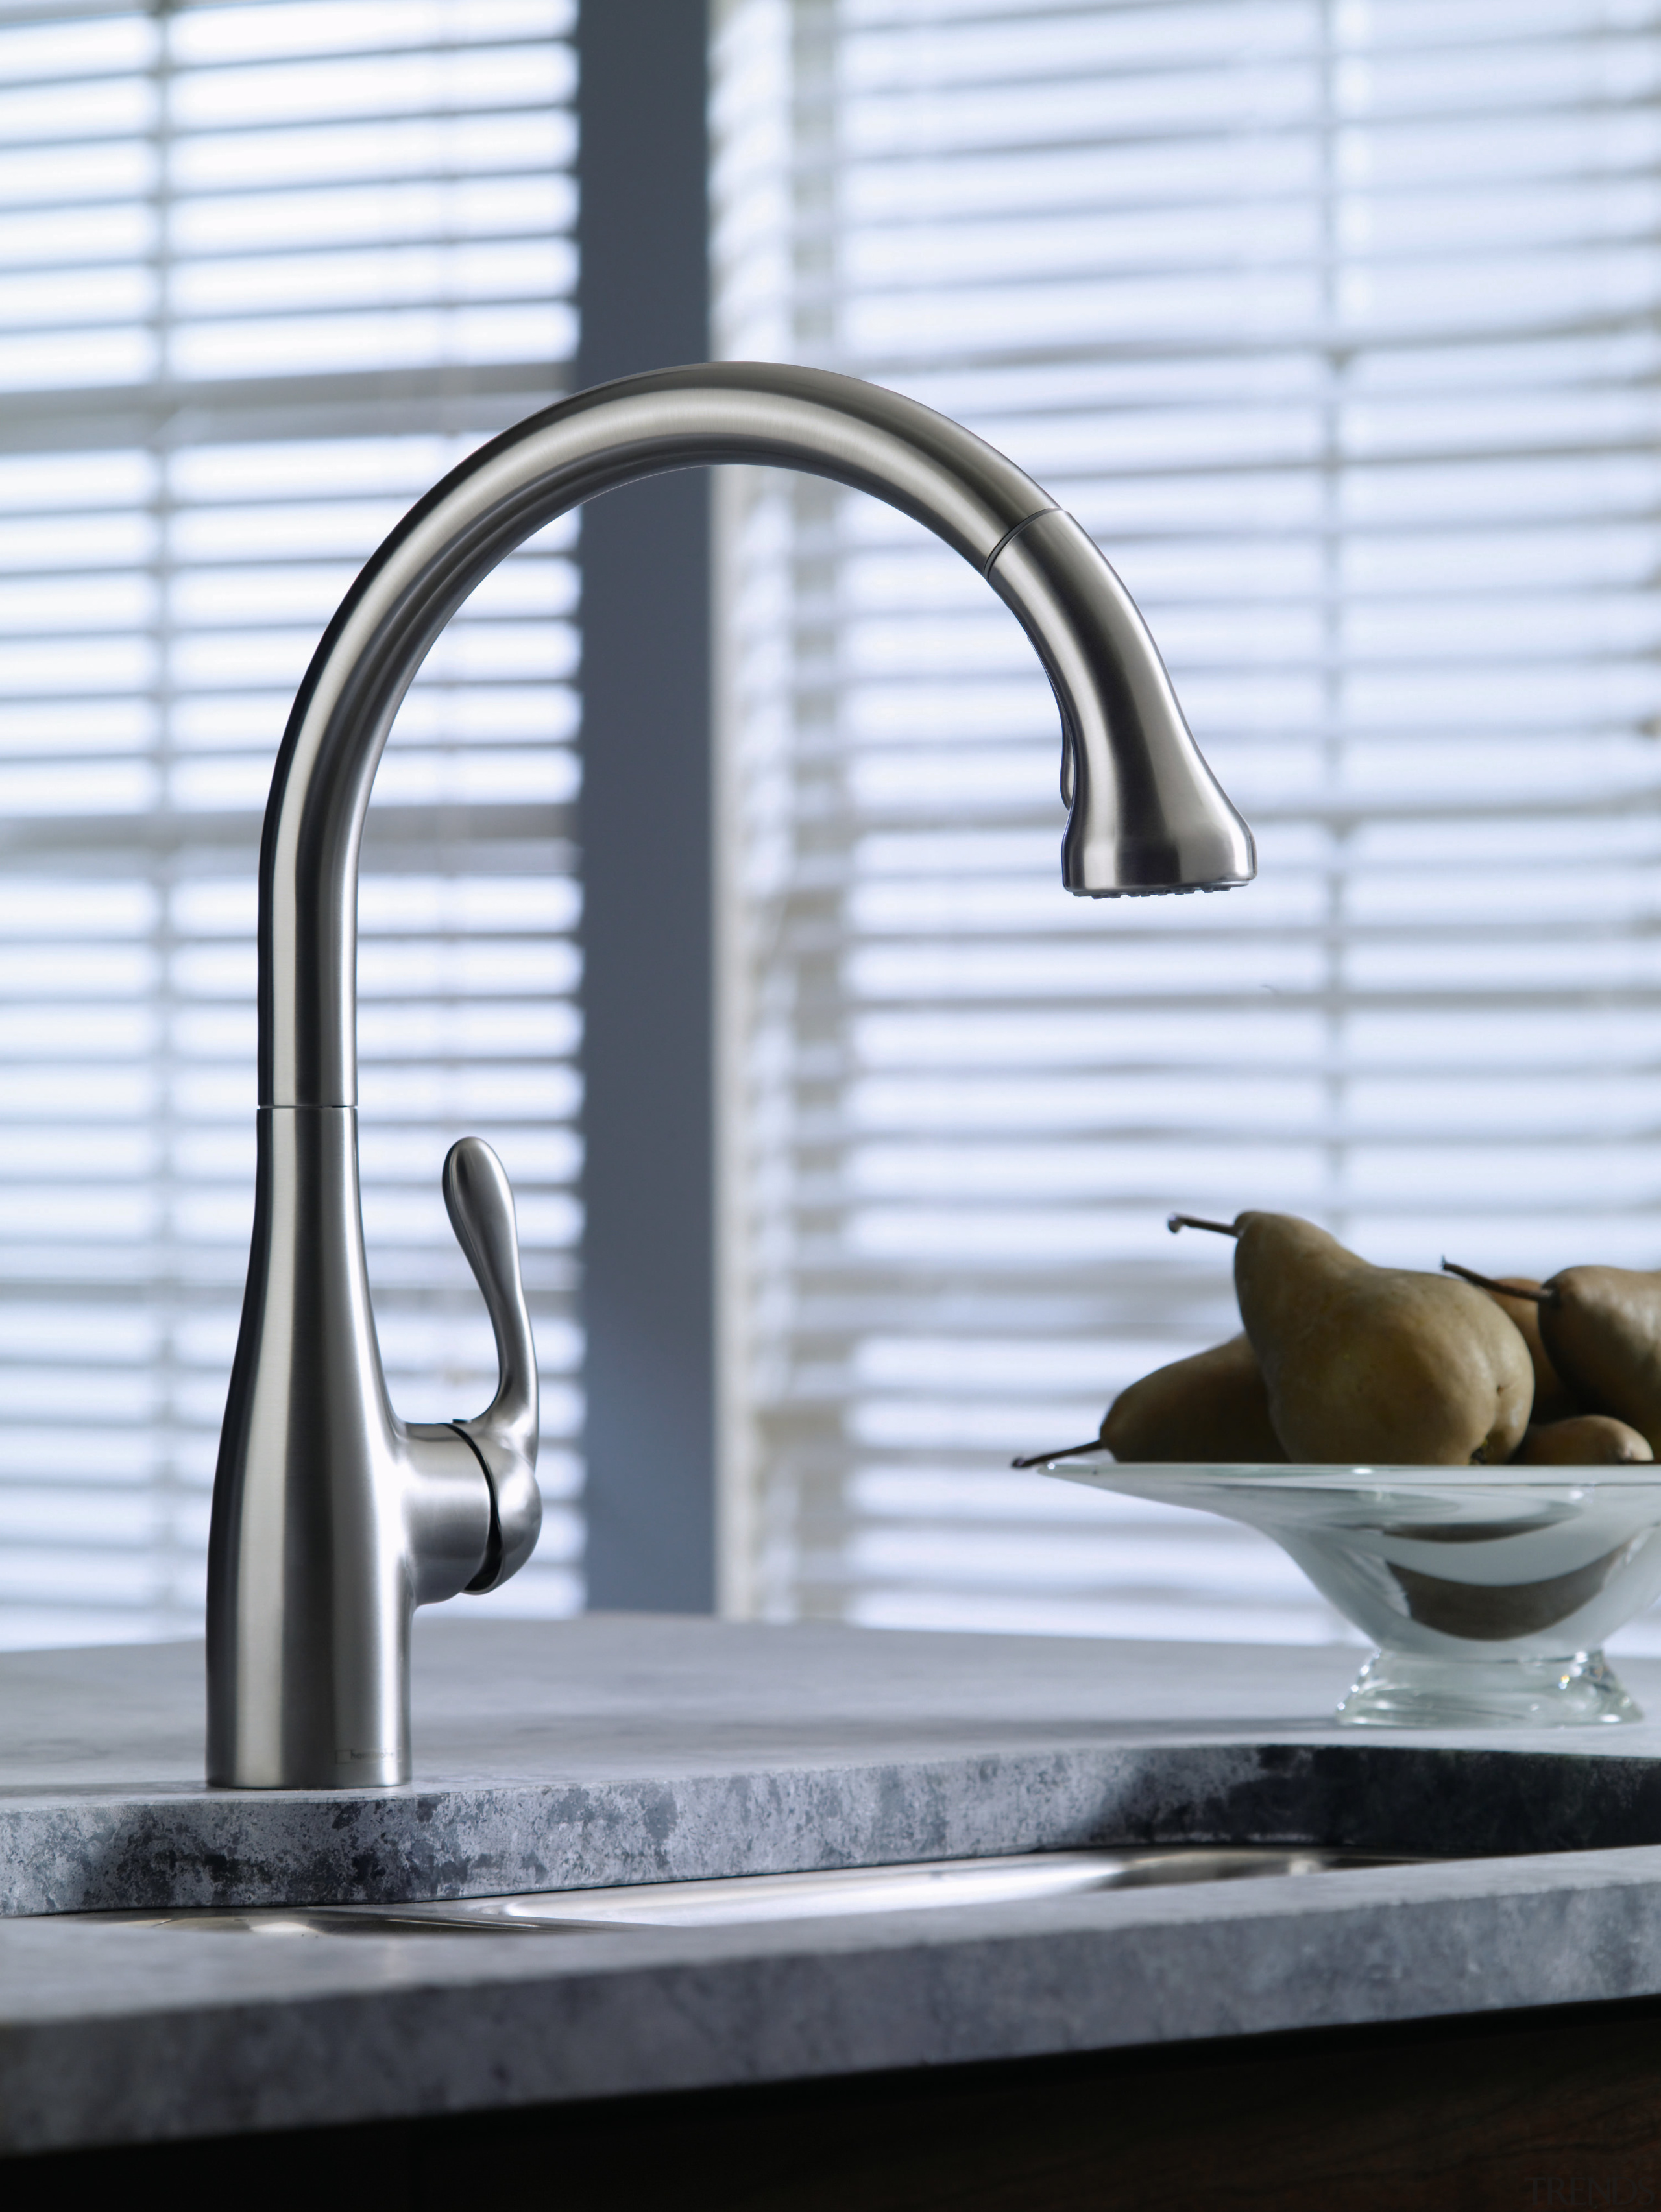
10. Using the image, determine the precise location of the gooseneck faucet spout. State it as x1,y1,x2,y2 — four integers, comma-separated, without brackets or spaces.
208,362,1255,1788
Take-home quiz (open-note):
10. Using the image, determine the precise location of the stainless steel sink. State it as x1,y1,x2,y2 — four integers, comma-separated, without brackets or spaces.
66,1847,1426,1937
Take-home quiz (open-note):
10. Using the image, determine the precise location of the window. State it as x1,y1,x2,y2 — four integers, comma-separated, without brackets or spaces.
712,0,1661,1646
0,0,582,1646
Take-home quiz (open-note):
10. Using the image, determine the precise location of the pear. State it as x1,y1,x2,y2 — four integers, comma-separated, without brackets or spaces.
1469,1276,1579,1425
1446,1262,1661,1456
1100,1335,1286,1464
1512,1414,1653,1466
1172,1212,1534,1465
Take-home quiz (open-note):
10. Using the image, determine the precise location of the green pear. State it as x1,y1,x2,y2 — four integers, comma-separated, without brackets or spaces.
1536,1269,1661,1454
1444,1261,1661,1457
1223,1212,1533,1465
1512,1414,1653,1465
1100,1334,1286,1464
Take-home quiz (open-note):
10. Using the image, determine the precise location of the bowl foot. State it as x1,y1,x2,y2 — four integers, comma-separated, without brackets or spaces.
1337,1648,1642,1728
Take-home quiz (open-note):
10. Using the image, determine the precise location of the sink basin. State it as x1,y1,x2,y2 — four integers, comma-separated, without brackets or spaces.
66,1847,1425,1936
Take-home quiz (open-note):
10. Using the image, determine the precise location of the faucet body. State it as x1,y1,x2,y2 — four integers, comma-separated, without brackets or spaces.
209,363,1254,1788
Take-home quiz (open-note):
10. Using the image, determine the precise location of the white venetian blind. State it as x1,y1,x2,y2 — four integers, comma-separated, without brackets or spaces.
712,0,1661,1647
0,0,583,1646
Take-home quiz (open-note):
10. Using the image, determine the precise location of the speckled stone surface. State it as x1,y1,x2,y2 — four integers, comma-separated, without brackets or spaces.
8,1616,1661,2154
9,1615,1661,1917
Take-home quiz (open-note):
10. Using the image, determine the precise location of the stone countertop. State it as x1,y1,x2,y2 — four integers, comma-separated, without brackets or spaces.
9,1615,1661,2156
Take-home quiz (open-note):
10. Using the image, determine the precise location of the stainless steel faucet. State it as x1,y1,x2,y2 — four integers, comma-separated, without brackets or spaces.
208,361,1255,1789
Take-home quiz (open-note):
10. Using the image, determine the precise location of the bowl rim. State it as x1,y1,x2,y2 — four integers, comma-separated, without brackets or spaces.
1032,1452,1661,1493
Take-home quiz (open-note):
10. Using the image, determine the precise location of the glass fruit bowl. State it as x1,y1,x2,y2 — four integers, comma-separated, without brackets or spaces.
1035,1452,1661,1726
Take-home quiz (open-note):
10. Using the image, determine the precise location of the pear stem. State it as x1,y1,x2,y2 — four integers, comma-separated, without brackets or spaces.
1442,1258,1554,1306
1011,1440,1108,1470
1167,1213,1238,1238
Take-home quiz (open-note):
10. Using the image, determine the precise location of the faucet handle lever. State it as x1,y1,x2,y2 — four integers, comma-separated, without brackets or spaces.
441,1136,541,1589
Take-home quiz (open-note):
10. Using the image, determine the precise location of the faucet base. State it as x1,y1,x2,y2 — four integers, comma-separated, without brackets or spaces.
208,1108,494,1790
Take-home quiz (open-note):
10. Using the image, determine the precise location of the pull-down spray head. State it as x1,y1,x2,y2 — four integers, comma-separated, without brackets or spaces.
986,506,1254,895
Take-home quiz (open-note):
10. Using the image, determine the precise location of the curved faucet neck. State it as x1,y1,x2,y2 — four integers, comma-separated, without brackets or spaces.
258,363,1058,1107
259,360,1252,1106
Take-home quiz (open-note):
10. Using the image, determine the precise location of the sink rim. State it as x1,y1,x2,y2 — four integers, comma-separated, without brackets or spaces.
58,1844,1438,1937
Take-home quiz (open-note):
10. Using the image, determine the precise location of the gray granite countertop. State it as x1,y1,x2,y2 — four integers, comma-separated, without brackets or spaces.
9,1614,1661,2156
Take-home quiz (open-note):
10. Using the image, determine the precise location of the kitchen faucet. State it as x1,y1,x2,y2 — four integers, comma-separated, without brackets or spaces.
208,361,1256,1788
